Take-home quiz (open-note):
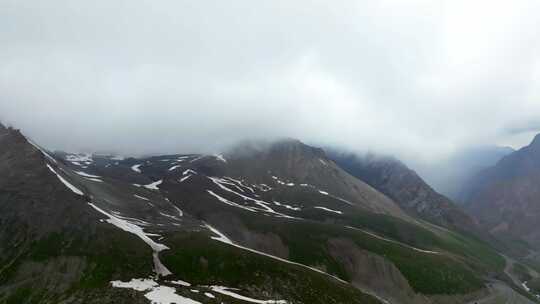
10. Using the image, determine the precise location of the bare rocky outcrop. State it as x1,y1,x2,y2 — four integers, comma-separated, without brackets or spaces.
327,237,429,304
463,133,540,249
328,151,477,231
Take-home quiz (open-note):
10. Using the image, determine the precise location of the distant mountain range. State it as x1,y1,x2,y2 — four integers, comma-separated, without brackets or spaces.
413,146,515,201
462,134,540,251
327,151,477,232
1,122,538,304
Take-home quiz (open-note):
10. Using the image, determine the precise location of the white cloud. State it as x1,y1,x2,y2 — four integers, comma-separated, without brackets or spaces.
1,0,539,162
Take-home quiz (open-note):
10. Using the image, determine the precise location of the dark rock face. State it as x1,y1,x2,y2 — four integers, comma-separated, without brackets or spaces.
462,133,540,247
328,152,477,231
0,126,96,237
0,126,156,303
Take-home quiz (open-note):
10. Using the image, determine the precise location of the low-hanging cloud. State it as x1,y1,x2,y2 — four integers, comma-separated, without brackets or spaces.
1,0,540,163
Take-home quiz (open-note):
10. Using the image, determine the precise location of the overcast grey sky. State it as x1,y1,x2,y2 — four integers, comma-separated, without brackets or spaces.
1,0,540,162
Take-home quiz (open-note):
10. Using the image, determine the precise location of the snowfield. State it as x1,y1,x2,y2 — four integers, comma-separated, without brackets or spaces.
111,279,202,304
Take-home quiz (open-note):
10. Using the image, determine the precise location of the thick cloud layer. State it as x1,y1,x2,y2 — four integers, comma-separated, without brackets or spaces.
1,0,540,162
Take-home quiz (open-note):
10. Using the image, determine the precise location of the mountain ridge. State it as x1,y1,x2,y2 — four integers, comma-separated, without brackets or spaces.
1,123,535,304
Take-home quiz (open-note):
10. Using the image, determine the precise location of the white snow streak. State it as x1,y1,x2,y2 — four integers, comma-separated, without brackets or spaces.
205,224,347,284
46,164,84,195
88,202,172,276
205,224,234,244
314,206,343,214
183,169,197,175
346,226,439,254
87,178,104,183
134,194,150,201
209,177,293,218
66,153,93,163
168,165,181,171
225,177,255,193
213,154,227,163
132,164,142,173
210,286,287,304
179,175,192,183
207,190,258,212
145,180,163,190
75,171,101,178
169,280,191,287
273,201,301,211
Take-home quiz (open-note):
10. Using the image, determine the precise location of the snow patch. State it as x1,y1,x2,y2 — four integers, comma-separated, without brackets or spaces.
209,286,287,304
66,153,93,163
207,190,258,212
88,202,172,276
314,206,343,214
183,169,197,175
87,178,103,183
273,201,301,211
111,279,201,304
168,165,181,171
213,154,227,163
169,280,191,287
145,180,163,190
205,224,234,245
131,164,142,173
179,175,192,183
134,194,150,201
46,164,84,195
209,177,294,218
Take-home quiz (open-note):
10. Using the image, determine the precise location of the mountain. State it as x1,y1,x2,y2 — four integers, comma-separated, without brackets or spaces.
462,134,540,250
1,125,534,304
327,151,477,232
0,127,383,304
414,146,514,201
69,139,517,303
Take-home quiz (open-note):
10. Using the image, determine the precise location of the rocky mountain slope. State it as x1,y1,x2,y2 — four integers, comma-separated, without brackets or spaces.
0,125,383,304
415,146,514,200
462,134,540,251
327,151,477,232
0,124,534,304
71,139,515,303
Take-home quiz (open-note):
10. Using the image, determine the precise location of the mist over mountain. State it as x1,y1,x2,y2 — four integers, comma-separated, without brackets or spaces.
411,146,515,200
2,1,540,162
4,1,540,303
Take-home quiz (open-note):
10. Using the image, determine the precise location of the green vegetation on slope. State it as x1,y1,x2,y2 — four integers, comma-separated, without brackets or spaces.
162,231,381,304
0,226,154,304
